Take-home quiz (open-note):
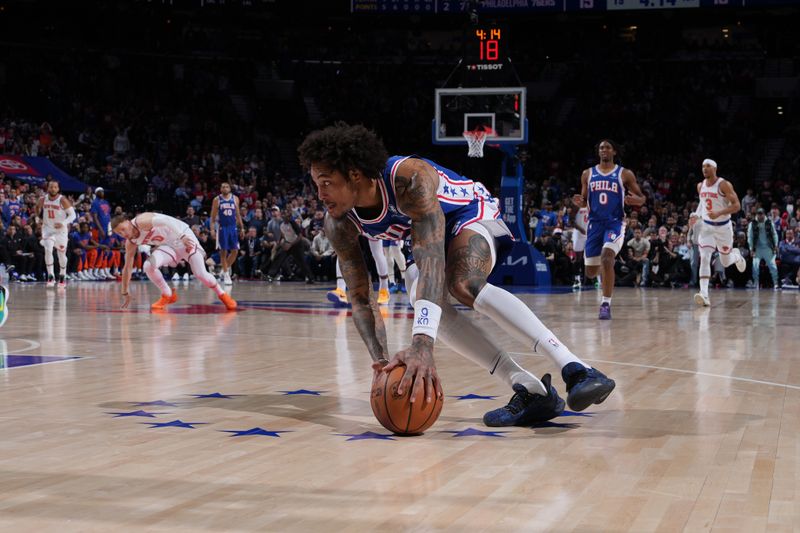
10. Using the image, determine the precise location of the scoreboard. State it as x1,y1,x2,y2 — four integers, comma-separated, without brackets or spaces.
351,0,795,13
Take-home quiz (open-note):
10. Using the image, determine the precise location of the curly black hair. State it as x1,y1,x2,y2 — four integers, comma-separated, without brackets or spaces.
595,138,623,158
298,122,389,180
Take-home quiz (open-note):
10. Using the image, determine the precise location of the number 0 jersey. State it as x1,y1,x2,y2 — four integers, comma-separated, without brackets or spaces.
587,164,625,222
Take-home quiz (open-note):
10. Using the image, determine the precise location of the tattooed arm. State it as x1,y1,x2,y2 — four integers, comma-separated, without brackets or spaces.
383,158,446,403
324,213,389,365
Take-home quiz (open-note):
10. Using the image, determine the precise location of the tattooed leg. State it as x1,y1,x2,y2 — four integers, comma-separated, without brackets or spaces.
447,226,590,371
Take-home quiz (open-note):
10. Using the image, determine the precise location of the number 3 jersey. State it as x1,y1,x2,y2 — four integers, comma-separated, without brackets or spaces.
345,155,505,242
587,164,626,222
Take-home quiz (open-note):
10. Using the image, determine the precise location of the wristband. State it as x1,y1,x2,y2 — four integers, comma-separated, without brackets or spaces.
121,292,129,296
412,299,442,341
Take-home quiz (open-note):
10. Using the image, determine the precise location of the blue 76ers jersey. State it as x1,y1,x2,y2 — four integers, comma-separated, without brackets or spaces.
218,195,237,227
345,155,502,241
587,164,625,222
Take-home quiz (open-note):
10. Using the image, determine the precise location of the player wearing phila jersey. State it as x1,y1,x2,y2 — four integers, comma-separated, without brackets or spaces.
573,140,646,319
211,182,244,286
111,213,237,311
35,180,76,288
688,159,746,306
301,123,616,427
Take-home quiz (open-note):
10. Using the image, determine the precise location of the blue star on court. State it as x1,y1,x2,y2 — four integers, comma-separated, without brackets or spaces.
220,427,292,438
106,410,170,418
560,411,594,417
442,184,451,194
460,187,469,196
189,392,244,399
335,431,396,441
443,427,510,438
142,419,208,429
450,394,499,400
131,400,180,407
279,389,326,395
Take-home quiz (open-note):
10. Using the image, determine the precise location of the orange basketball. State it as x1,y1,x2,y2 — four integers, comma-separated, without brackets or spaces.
370,365,444,435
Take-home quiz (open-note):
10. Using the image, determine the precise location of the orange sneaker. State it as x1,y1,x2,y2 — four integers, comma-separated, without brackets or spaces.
219,292,237,311
151,292,178,310
377,288,390,305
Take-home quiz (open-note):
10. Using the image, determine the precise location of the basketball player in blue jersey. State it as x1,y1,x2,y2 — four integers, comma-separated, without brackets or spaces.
210,182,244,286
573,140,646,320
300,123,616,427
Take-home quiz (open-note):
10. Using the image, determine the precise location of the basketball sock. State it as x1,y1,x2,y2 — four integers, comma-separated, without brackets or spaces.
46,263,54,277
379,275,389,291
602,296,611,305
143,259,172,297
700,278,709,296
473,283,590,371
439,302,546,396
384,249,396,284
57,250,67,276
369,239,389,279
335,260,346,292
188,252,225,296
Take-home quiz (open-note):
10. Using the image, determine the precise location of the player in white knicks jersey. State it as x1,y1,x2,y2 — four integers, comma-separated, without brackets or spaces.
35,180,76,288
571,206,589,290
688,159,746,306
111,212,237,311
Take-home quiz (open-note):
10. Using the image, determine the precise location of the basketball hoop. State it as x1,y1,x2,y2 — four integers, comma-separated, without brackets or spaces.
463,130,488,158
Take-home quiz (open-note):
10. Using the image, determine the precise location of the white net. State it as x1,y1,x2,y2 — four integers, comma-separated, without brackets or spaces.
463,130,488,158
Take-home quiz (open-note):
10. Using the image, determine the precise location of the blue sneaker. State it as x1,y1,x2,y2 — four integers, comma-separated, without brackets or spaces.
561,362,615,412
399,281,407,293
598,302,611,320
483,374,565,427
0,285,9,328
388,282,399,294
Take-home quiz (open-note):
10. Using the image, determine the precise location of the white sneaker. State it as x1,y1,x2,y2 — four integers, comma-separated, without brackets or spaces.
694,293,710,307
224,272,233,286
735,254,746,273
182,273,190,281
171,272,180,281
46,276,56,288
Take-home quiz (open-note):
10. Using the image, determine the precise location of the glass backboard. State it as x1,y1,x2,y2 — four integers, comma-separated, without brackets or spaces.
433,87,527,145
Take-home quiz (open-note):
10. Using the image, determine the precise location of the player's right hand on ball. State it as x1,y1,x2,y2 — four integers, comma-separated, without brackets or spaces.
384,343,443,405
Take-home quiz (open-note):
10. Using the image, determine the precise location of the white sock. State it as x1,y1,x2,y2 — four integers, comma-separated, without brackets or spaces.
700,278,709,296
602,296,611,305
46,263,54,278
439,302,546,395
335,260,346,292
379,276,389,291
369,240,389,284
473,283,589,370
187,253,225,296
144,259,172,297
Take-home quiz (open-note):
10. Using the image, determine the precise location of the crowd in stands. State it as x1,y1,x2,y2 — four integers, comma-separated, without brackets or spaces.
1,3,798,289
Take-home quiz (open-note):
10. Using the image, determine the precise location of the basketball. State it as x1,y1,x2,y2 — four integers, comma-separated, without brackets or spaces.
370,365,444,435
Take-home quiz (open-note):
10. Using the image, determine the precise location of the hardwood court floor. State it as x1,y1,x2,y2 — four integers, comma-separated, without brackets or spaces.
0,280,799,532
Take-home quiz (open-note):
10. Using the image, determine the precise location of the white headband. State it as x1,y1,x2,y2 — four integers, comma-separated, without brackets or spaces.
702,158,717,169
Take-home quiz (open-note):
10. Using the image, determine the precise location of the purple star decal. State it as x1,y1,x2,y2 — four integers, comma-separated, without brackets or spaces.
279,389,325,395
143,419,208,429
443,427,509,438
106,410,170,418
131,400,180,407
335,431,396,441
450,394,499,401
220,427,292,437
189,393,244,399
